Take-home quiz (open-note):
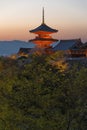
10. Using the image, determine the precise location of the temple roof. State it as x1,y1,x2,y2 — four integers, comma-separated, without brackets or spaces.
29,37,58,42
18,48,32,54
53,39,82,51
30,23,58,33
30,8,58,33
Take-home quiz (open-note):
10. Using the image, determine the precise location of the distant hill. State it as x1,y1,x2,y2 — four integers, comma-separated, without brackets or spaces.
0,40,35,56
0,40,59,56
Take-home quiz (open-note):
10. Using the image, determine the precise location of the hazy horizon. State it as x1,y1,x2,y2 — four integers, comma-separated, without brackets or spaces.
0,0,87,42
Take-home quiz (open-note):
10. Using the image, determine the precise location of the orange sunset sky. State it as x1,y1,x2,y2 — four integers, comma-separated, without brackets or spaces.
0,0,87,42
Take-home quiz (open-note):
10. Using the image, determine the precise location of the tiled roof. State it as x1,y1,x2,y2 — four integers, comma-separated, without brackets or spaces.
18,48,32,54
53,39,82,51
30,23,58,33
29,38,58,42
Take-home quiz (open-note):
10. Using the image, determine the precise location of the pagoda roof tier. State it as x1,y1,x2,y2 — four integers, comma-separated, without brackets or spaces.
29,38,58,42
30,23,58,33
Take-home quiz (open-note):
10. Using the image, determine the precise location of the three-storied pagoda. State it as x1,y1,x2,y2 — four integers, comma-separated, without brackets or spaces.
29,8,58,48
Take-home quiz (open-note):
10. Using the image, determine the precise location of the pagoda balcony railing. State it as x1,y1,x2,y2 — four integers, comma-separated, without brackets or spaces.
36,36,52,39
68,49,86,55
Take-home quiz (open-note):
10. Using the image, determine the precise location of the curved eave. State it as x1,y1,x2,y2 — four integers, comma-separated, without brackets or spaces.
30,23,58,33
29,38,58,42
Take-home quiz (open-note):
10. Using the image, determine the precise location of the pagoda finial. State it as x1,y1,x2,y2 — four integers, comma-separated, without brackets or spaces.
42,7,45,24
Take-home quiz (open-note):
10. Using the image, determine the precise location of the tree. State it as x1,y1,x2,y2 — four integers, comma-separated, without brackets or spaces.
0,55,87,130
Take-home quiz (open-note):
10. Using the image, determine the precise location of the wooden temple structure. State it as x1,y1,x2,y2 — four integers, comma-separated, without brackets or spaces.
29,8,58,48
68,42,87,57
17,8,87,58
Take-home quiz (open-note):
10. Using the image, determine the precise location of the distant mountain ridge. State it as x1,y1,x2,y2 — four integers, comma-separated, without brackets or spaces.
0,40,35,56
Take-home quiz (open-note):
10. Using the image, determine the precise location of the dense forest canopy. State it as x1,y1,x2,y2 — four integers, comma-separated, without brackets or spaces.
0,52,87,130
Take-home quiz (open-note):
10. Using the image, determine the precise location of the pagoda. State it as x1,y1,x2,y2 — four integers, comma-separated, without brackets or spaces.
29,8,58,48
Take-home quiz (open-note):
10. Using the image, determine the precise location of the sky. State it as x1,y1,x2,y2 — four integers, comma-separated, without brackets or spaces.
0,0,87,42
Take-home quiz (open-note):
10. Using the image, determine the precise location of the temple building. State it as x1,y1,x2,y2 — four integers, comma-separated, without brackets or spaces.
17,8,87,58
29,8,58,48
68,42,87,57
52,39,87,57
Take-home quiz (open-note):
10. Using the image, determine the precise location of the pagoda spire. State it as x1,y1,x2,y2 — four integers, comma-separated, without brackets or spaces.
42,7,45,24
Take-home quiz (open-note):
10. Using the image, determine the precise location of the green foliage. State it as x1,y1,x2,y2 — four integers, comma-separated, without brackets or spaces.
0,55,87,130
